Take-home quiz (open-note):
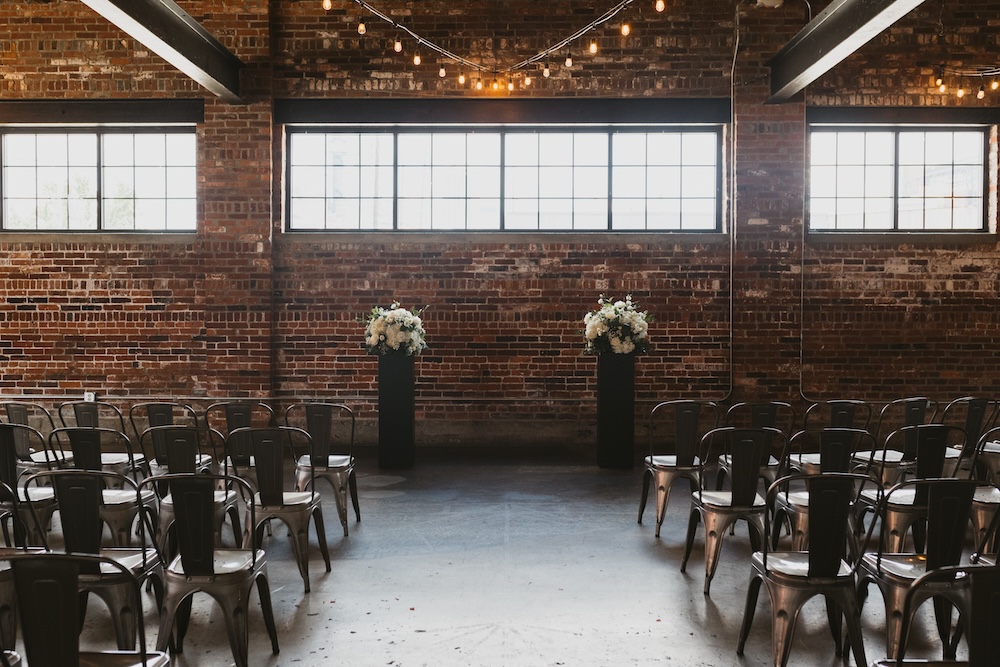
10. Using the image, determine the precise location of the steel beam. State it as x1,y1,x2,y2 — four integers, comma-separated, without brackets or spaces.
80,0,245,104
766,0,927,103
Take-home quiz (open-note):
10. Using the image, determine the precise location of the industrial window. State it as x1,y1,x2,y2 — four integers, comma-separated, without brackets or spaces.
1,129,197,232
808,126,989,232
285,127,723,232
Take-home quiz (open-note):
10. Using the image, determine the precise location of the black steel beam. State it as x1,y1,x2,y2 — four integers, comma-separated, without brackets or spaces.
766,0,927,103
80,0,245,104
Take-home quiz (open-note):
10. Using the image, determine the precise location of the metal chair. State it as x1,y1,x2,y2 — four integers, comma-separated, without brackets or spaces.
638,399,720,537
937,396,999,477
802,399,874,432
284,402,359,537
681,427,783,594
854,424,965,554
1,551,170,667
737,473,870,667
853,397,937,488
49,426,156,546
205,400,275,490
0,401,72,475
772,427,875,551
148,473,279,667
870,565,1000,667
137,425,240,558
0,481,47,654
23,469,165,652
856,477,983,661
236,426,331,593
716,401,795,491
0,424,57,545
129,402,212,478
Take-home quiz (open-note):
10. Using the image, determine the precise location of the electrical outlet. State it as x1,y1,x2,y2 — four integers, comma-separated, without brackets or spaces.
83,391,96,402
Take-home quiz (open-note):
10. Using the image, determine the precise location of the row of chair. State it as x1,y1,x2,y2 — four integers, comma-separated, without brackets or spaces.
0,399,363,666
637,397,1000,667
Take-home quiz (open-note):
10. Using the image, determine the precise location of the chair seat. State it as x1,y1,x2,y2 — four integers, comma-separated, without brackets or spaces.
788,453,822,472
751,550,853,578
78,652,171,667
152,453,213,471
982,441,1000,454
644,454,700,469
695,490,765,509
162,488,234,508
295,454,352,469
719,453,779,468
25,450,73,466
254,491,317,509
102,488,156,506
775,490,811,507
853,449,906,464
973,486,1000,505
861,487,917,507
16,487,54,503
97,547,160,575
167,548,265,577
861,553,928,581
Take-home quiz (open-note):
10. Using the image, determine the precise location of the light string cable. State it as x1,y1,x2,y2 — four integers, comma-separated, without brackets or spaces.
351,0,635,76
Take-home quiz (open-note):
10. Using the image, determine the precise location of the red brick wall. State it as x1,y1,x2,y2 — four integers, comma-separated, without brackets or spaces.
2,1,999,450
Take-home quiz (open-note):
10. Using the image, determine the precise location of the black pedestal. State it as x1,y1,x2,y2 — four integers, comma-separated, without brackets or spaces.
596,353,635,469
378,354,415,469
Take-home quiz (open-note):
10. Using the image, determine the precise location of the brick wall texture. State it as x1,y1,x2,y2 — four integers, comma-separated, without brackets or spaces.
2,0,1000,450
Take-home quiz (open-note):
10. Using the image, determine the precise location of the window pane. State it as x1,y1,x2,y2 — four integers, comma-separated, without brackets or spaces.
810,166,837,198
865,165,893,197
538,166,573,198
613,134,646,165
103,135,134,166
136,199,166,230
836,134,865,164
36,135,68,166
166,134,196,166
291,133,325,165
648,166,681,198
135,167,166,198
330,165,359,198
5,135,36,166
504,166,538,198
574,166,607,199
467,134,500,165
574,134,607,166
539,198,573,229
291,165,326,198
809,198,837,230
613,198,646,230
683,133,717,165
613,166,646,198
432,134,466,165
505,134,538,165
836,166,866,197
431,198,465,229
953,198,983,229
397,199,431,229
467,199,500,229
574,199,608,230
433,166,466,198
864,133,894,165
360,134,392,164
505,199,538,230
647,134,681,164
681,199,716,230
924,133,953,164
36,167,67,197
539,134,573,166
326,134,358,165
648,199,681,230
810,133,838,166
398,166,431,197
362,198,393,230
134,135,166,166
468,166,500,198
898,133,925,165
289,198,325,229
398,134,432,165
684,166,716,198
360,165,393,198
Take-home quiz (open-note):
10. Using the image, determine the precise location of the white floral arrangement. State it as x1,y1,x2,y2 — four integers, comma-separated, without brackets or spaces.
583,294,651,355
364,301,428,356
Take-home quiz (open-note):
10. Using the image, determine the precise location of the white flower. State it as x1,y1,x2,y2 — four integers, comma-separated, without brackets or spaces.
364,301,428,355
583,294,651,355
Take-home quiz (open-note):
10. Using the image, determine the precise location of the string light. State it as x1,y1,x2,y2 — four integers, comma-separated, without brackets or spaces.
934,63,1000,99
476,78,483,90
934,69,943,87
322,0,332,10
956,85,965,98
342,0,636,88
655,0,665,11
992,80,999,91
439,65,446,77
977,84,986,99
508,80,515,91
524,74,532,86
458,71,466,85
939,81,947,93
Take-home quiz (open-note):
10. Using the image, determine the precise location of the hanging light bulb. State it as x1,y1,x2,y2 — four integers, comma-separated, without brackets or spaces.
621,23,631,36
439,65,447,78
476,78,483,90
357,19,367,35
977,84,986,99
543,62,551,78
565,52,573,68
413,51,421,66
492,77,499,90
393,36,403,53
939,81,947,93
322,0,332,10
508,80,514,91
992,79,999,91
589,40,598,55
957,85,966,98
524,74,532,86
655,0,666,12
459,71,466,85
934,68,944,87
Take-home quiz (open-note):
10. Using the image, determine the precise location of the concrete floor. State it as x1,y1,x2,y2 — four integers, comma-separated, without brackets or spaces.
73,448,968,667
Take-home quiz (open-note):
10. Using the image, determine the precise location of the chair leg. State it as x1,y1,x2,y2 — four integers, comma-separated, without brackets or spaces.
313,505,331,573
255,572,280,655
218,585,252,667
333,476,350,537
348,470,360,522
832,589,868,667
933,597,956,660
701,512,740,595
638,468,651,524
736,574,762,655
90,583,139,650
680,507,700,573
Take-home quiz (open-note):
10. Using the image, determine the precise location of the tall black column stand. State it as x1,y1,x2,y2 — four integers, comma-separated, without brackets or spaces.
596,353,635,469
378,353,415,469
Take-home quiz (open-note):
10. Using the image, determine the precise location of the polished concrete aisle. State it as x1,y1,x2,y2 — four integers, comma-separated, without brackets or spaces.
81,450,965,666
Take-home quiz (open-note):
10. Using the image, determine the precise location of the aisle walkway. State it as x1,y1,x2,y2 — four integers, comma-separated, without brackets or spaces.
81,449,963,666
